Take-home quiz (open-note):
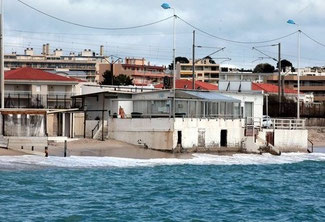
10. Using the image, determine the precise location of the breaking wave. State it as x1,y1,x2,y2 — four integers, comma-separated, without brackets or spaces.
0,152,324,170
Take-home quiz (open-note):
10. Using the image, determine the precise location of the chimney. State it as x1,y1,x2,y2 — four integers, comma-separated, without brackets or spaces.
42,44,46,55
100,45,104,56
54,48,63,57
24,48,34,56
81,49,92,57
46,43,50,55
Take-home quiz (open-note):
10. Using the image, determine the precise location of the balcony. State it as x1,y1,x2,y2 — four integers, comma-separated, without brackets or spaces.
3,91,77,109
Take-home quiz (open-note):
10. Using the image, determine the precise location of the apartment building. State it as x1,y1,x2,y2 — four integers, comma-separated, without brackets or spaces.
176,58,220,84
108,57,168,85
265,74,325,102
5,44,109,83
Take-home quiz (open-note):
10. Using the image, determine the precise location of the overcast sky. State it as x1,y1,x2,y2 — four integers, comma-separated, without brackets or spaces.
4,0,325,69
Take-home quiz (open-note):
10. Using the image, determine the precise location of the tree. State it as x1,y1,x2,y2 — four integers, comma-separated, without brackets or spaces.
253,63,275,73
101,71,133,86
168,56,189,70
101,70,113,85
114,74,133,86
277,59,294,72
204,56,216,64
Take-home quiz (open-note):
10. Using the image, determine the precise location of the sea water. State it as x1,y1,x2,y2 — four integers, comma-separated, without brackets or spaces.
0,153,324,221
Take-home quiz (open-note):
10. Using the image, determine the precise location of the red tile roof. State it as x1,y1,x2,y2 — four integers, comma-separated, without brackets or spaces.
252,83,298,94
5,67,84,82
155,79,218,90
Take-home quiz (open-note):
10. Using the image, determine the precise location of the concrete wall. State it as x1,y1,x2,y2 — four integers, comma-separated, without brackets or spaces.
274,129,308,152
108,118,174,150
74,113,84,137
108,118,244,151
47,114,56,136
173,118,244,149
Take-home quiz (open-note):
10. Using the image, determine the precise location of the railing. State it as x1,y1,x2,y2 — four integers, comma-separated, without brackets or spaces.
91,120,101,138
5,91,75,97
273,119,305,130
245,117,306,130
3,92,76,109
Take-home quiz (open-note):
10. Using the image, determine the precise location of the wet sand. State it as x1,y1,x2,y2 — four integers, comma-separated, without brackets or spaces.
48,139,193,159
0,148,26,156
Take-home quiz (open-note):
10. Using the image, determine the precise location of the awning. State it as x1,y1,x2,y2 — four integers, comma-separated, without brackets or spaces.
177,90,241,103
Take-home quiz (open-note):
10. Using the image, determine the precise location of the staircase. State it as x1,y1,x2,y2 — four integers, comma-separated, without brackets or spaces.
243,117,281,155
93,123,108,140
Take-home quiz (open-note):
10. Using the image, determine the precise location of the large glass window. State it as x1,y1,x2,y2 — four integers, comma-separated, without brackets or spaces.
220,102,226,116
234,103,241,118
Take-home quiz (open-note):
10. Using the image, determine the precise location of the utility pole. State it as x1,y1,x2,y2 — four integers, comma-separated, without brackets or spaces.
110,56,114,85
297,30,301,119
192,30,195,89
0,0,4,108
278,43,281,116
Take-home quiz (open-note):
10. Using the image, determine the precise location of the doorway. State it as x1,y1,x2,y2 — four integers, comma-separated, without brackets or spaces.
266,132,274,146
221,130,227,147
198,129,205,147
177,131,182,146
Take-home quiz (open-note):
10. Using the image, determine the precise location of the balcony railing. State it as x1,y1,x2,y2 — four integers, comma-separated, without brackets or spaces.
3,91,79,109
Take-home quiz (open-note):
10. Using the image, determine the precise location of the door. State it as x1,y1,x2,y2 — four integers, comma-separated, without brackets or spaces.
198,129,205,147
177,131,182,146
266,132,274,146
221,130,227,147
245,102,253,118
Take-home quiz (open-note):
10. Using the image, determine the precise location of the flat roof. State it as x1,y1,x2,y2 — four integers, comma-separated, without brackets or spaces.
72,90,133,98
178,91,241,103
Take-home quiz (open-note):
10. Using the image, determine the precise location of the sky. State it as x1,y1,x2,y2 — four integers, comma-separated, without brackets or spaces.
3,0,325,69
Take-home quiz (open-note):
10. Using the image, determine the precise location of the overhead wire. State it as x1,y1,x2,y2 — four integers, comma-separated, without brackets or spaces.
10,1,325,66
17,0,173,30
301,31,325,48
17,0,299,44
6,29,193,37
177,16,299,44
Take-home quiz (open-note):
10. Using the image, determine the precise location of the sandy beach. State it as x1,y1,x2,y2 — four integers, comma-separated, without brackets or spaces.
47,139,192,159
0,148,26,156
1,128,324,158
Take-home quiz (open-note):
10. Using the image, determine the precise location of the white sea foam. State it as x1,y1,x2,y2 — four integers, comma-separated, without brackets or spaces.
0,153,324,169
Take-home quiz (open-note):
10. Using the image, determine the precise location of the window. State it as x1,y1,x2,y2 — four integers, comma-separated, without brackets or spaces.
35,85,41,93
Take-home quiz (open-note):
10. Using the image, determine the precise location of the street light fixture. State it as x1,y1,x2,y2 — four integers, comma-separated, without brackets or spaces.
287,19,301,119
161,3,176,117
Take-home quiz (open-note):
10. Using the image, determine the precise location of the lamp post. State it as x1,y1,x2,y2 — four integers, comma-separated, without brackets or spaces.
161,3,176,117
287,19,301,119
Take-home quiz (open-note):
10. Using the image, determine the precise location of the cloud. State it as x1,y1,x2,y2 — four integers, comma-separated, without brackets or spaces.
3,0,325,68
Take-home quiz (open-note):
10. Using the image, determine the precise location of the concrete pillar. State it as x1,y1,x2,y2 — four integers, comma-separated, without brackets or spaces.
70,113,74,138
62,113,65,137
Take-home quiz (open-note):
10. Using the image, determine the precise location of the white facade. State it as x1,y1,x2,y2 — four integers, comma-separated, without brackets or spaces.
219,92,264,119
108,118,244,151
